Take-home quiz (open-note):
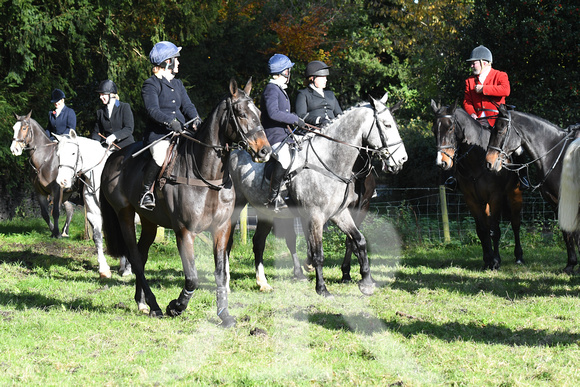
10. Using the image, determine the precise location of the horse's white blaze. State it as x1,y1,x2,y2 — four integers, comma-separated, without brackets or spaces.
10,122,24,156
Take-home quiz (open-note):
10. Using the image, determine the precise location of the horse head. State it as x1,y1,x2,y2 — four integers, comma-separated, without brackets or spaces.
368,93,407,173
431,99,460,170
10,111,34,156
486,104,518,173
55,129,80,189
224,78,271,163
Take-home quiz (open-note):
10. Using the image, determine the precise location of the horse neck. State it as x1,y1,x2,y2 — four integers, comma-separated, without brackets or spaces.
307,107,368,173
76,137,108,175
455,109,489,148
514,112,568,174
28,121,56,166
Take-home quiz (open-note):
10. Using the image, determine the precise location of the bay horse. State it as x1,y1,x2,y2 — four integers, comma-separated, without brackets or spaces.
559,138,580,232
228,93,407,297
10,112,75,238
100,79,271,327
486,104,579,273
431,100,523,270
54,129,128,278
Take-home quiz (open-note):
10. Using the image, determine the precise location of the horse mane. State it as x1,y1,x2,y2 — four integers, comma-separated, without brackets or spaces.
511,109,565,132
454,107,490,147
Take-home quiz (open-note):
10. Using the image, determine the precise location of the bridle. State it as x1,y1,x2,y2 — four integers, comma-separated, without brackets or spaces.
435,114,458,161
489,110,574,190
370,105,405,165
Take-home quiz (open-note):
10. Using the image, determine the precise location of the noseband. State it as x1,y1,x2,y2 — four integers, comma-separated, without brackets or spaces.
435,114,457,161
369,106,404,162
13,119,34,150
486,111,516,163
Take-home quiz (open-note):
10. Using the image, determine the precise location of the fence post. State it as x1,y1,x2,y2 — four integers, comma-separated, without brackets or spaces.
240,204,248,245
439,185,451,243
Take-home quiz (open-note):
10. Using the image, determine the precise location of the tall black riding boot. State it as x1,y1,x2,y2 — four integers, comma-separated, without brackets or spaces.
140,161,161,211
267,162,288,212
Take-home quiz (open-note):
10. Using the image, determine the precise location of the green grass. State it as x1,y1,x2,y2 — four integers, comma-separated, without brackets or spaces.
1,211,580,386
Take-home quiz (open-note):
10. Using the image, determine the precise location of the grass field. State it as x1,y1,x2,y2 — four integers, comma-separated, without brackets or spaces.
1,211,579,386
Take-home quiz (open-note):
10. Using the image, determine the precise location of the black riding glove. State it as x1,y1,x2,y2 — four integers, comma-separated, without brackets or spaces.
191,116,202,130
295,117,307,129
170,119,184,134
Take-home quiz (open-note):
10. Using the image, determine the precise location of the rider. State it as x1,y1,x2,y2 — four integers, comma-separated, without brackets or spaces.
139,41,202,210
91,80,135,149
260,53,307,211
46,88,76,139
463,45,529,189
295,60,342,128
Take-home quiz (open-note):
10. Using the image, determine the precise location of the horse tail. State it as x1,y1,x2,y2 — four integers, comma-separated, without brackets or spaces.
99,190,129,258
559,138,580,232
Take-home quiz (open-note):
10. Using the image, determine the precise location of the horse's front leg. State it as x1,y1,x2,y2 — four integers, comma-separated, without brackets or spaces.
466,200,494,269
341,236,354,283
333,210,374,295
37,193,54,234
61,200,74,237
213,224,236,327
562,231,579,274
84,191,111,278
166,228,199,317
488,201,502,270
50,186,64,238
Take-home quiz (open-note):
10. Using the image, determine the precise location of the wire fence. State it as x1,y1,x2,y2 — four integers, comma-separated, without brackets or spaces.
239,186,560,247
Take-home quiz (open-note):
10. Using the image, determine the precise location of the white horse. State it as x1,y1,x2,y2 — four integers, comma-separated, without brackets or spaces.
559,138,580,232
228,93,407,296
54,129,130,278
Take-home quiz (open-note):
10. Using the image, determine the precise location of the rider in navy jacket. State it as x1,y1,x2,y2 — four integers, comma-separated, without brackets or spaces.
91,80,135,149
139,41,202,211
46,88,76,139
260,54,306,211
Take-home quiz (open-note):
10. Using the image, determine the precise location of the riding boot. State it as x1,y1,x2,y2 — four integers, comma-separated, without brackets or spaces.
267,162,288,212
140,161,161,211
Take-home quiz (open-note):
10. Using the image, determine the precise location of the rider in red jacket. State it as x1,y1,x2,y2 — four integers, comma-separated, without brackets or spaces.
463,45,510,128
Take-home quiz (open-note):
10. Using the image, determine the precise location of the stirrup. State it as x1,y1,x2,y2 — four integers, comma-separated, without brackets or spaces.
140,191,156,211
268,195,288,213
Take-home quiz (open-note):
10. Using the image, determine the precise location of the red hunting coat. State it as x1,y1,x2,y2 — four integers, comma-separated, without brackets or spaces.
463,68,510,127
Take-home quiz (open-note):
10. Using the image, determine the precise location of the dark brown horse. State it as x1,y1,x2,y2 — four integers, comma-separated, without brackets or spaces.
431,100,523,270
487,104,579,273
10,112,75,238
100,79,271,327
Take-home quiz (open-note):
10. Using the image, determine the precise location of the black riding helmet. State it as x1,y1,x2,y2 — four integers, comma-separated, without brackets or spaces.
305,60,330,78
96,80,118,94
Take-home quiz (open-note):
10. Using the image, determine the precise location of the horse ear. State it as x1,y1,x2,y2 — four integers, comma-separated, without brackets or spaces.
451,99,458,112
229,78,239,98
25,110,32,120
243,77,252,95
430,99,440,113
380,92,389,104
69,129,77,139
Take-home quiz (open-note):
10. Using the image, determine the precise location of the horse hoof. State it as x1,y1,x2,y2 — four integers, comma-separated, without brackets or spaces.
99,270,112,279
138,303,149,314
220,316,237,328
259,283,273,292
341,275,352,283
149,309,163,318
293,272,308,282
166,304,183,317
358,281,376,296
119,267,132,277
303,264,315,273
515,258,525,265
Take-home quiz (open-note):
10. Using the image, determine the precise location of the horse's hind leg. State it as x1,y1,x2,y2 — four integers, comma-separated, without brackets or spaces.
341,236,354,283
38,194,54,234
562,231,579,274
166,228,200,318
508,192,524,264
61,201,74,237
305,216,332,297
278,218,307,281
253,219,274,291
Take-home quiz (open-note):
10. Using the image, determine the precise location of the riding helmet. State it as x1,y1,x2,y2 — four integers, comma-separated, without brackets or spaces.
305,61,330,78
466,45,493,63
50,89,66,103
149,41,181,66
268,54,295,75
95,80,118,94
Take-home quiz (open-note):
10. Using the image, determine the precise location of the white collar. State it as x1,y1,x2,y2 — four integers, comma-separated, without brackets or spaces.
309,84,324,97
270,77,288,89
479,65,492,84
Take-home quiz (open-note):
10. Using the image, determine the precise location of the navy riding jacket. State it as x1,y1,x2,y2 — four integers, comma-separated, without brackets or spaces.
295,86,342,126
260,82,300,145
141,74,200,144
46,105,76,138
91,100,135,149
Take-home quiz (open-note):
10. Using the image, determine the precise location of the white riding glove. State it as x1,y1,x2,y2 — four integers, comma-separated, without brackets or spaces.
106,134,117,145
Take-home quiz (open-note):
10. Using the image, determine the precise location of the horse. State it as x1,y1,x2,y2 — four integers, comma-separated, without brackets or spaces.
100,79,271,327
559,138,580,232
431,100,524,270
228,93,407,297
486,104,580,273
54,129,130,278
10,112,75,238
237,155,376,292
